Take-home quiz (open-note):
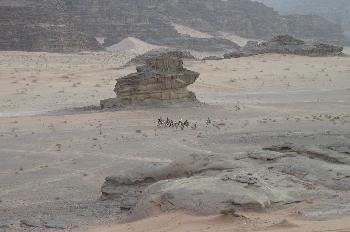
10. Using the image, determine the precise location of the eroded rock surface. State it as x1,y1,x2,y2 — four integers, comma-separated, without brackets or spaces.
127,49,196,66
241,35,344,57
100,51,200,108
102,143,350,220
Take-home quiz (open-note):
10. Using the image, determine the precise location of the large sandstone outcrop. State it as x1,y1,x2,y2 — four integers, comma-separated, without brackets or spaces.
126,49,196,66
100,52,199,108
242,35,344,56
101,143,350,220
224,35,344,58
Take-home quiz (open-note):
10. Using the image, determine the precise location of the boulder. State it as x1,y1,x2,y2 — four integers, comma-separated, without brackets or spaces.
100,51,200,108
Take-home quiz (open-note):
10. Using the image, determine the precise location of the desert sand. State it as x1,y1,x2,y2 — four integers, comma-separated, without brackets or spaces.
0,49,350,231
85,210,350,232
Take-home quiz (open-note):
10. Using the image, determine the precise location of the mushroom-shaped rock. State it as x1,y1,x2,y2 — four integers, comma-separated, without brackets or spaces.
101,51,200,108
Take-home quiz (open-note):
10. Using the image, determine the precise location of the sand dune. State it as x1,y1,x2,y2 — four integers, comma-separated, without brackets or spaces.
107,37,163,55
172,23,213,39
218,32,262,47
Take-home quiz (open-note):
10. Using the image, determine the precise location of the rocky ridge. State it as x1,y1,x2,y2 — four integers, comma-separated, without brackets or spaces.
100,51,200,108
224,35,344,58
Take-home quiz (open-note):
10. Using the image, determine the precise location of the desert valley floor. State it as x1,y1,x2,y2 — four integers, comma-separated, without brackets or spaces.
0,51,350,231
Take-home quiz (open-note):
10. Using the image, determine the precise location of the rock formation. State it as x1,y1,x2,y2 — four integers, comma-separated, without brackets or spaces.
225,35,344,58
100,51,199,108
101,143,350,220
245,35,344,56
127,49,196,66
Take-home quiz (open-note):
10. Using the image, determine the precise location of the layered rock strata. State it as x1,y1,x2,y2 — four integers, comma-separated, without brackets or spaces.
126,49,196,66
100,52,199,108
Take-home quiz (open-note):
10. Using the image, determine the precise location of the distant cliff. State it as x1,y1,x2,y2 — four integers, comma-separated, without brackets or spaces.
160,0,347,44
0,0,348,52
255,0,350,35
0,0,102,52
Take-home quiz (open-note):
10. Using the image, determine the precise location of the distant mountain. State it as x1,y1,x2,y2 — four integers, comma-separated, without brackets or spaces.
0,0,348,52
0,0,102,52
163,0,347,44
255,0,350,34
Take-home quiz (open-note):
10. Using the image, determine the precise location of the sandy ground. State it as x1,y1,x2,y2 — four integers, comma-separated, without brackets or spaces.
1,52,349,115
85,210,350,232
0,51,134,116
0,51,350,231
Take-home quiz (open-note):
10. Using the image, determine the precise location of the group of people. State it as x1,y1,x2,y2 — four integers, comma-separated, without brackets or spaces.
157,117,212,130
157,117,194,130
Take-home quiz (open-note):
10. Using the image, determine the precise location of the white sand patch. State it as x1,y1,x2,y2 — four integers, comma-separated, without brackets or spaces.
107,37,163,56
188,50,225,59
172,23,213,39
218,32,262,47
